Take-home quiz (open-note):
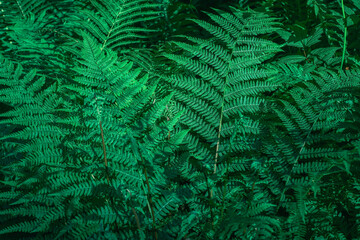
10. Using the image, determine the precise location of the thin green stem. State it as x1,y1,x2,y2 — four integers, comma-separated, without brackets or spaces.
203,172,214,228
276,110,321,211
132,138,158,240
143,166,158,240
96,99,141,233
340,0,347,69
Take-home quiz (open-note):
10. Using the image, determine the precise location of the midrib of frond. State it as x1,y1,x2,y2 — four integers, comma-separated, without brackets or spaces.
212,26,248,177
211,31,250,199
15,0,26,18
212,42,236,176
100,5,123,51
276,107,323,208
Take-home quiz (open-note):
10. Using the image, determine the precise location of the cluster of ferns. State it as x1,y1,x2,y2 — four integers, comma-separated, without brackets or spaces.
0,0,359,239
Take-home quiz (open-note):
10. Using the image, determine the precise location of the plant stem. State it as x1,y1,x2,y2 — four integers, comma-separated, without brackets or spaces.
141,156,158,240
99,120,110,184
340,0,347,69
97,107,141,233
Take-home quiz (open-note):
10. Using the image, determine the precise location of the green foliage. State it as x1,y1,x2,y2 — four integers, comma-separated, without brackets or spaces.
0,0,359,239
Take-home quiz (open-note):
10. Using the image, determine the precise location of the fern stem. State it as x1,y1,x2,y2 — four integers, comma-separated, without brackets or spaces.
98,111,142,234
99,120,109,173
98,119,123,233
220,120,239,219
340,0,347,69
15,0,25,18
132,207,141,230
101,6,123,51
211,40,237,229
203,172,215,227
212,42,236,196
277,111,321,210
126,190,142,232
220,160,229,219
132,140,158,240
142,161,158,240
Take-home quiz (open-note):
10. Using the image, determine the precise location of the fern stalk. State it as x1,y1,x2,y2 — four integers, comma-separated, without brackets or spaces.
94,31,144,233
211,42,237,197
340,0,347,69
277,110,321,210
95,98,142,233
15,0,26,18
220,120,240,219
129,134,158,240
203,172,215,228
140,155,158,240
97,119,121,233
101,6,123,51
99,120,110,184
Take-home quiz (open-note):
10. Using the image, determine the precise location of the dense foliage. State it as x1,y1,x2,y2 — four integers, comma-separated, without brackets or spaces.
0,0,359,239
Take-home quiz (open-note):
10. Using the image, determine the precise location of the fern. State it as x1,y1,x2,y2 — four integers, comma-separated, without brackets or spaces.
261,63,360,238
69,0,162,56
162,6,284,237
0,19,186,240
1,1,360,239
